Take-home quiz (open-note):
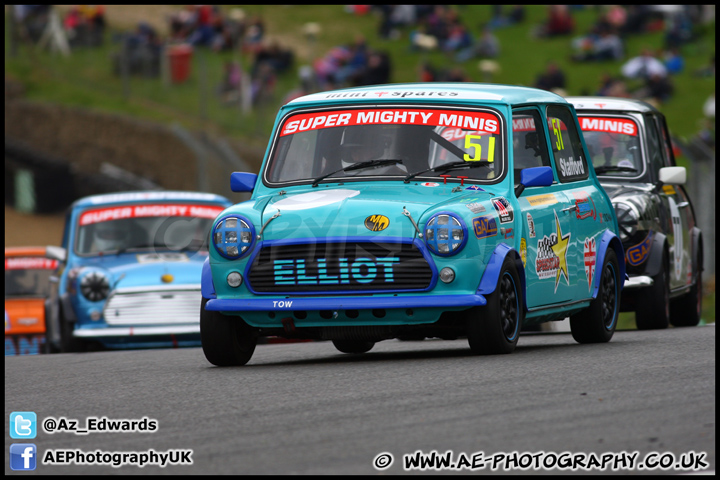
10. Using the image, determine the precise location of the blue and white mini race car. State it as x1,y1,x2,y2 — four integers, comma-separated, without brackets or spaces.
201,83,626,366
48,191,232,352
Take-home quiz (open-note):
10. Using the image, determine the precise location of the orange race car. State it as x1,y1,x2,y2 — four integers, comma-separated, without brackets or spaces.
5,246,64,355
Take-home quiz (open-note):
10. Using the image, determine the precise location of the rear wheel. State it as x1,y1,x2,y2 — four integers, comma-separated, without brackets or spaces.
635,256,670,330
570,249,619,344
670,270,702,327
200,298,257,366
332,340,375,354
467,256,522,355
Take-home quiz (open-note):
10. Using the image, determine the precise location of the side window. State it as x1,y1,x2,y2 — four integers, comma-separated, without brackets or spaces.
511,109,551,184
546,105,589,182
644,113,665,174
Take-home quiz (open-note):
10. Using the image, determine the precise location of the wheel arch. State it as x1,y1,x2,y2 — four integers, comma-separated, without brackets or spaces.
201,257,217,299
593,230,626,299
641,231,669,278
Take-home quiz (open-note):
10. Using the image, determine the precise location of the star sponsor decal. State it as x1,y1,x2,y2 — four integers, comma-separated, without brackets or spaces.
550,212,571,291
535,211,571,292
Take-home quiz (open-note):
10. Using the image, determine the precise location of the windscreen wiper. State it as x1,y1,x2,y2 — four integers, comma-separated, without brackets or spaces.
403,160,490,183
311,159,403,187
594,165,638,174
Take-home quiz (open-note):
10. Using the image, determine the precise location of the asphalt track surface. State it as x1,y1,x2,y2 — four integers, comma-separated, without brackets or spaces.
5,325,715,475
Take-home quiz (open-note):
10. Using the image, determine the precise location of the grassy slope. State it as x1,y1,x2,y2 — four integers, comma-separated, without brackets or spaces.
5,6,716,145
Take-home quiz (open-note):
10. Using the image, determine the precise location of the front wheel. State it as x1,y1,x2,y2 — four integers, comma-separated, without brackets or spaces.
200,298,257,366
332,340,375,354
467,255,523,355
570,249,619,343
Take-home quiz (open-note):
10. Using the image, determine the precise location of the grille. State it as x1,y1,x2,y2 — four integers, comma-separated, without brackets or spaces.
248,241,433,293
103,287,201,326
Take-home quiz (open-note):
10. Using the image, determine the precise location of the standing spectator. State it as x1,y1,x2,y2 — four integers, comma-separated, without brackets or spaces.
534,61,567,92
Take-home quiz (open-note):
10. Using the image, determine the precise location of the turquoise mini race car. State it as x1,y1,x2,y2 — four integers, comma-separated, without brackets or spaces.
201,83,626,366
47,191,232,352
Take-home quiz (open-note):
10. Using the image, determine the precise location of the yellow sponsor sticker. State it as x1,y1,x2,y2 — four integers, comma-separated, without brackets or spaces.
365,214,390,231
526,193,558,206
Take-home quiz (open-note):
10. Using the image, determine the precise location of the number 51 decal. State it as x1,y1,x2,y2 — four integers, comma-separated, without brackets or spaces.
464,134,496,162
552,119,565,151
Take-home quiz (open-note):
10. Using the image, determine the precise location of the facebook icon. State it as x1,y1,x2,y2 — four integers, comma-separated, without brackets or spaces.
10,444,37,471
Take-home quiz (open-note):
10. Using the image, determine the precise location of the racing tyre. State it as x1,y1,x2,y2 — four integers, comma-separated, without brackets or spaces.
200,298,257,366
570,249,619,343
467,255,522,355
635,256,670,330
670,270,702,327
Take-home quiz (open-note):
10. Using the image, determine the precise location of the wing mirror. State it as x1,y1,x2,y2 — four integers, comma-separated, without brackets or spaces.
45,246,67,263
230,172,258,193
515,166,554,197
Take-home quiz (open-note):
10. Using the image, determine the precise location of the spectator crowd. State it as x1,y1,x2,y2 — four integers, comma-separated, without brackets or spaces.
9,5,715,112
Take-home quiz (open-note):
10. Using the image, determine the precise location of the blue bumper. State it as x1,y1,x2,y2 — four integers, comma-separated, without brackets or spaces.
206,294,487,312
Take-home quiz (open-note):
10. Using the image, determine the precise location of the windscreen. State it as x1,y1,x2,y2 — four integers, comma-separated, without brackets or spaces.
74,203,225,256
5,257,57,297
266,107,505,185
577,116,642,177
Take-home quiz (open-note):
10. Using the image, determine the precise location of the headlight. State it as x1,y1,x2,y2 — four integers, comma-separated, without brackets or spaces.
424,213,467,256
79,271,110,302
213,216,255,259
613,201,639,242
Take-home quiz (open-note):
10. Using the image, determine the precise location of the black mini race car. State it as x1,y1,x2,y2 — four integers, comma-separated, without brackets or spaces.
568,97,704,329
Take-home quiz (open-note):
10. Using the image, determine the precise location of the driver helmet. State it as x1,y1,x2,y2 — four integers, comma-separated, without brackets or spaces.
93,221,128,252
